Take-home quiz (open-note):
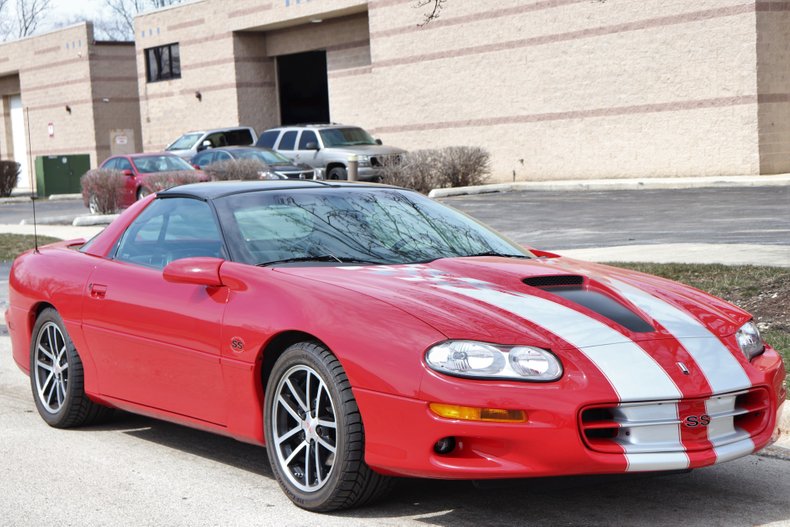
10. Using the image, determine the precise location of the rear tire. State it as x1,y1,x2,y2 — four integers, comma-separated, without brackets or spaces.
30,308,112,428
264,341,392,511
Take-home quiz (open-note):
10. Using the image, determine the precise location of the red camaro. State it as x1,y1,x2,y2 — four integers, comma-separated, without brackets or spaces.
97,152,204,208
6,181,786,511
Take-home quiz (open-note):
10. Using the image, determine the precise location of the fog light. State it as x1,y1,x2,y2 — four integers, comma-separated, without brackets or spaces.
429,403,526,423
434,436,456,454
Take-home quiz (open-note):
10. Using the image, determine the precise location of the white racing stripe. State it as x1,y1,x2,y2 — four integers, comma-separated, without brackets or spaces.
625,452,689,472
440,286,681,402
607,280,751,393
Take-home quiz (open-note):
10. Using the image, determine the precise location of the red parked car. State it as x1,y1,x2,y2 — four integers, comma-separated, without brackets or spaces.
97,152,204,210
6,181,786,511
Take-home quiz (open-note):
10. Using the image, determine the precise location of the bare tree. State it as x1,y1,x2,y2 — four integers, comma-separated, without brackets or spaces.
415,0,446,26
14,0,52,38
102,0,183,40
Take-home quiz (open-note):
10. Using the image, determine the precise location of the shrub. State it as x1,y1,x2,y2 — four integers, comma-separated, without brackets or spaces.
0,160,20,197
141,171,206,193
378,149,442,194
434,146,491,188
81,169,126,214
203,159,272,181
379,146,490,193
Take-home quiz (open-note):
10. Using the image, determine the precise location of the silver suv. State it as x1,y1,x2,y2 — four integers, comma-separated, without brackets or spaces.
165,126,257,159
256,124,405,181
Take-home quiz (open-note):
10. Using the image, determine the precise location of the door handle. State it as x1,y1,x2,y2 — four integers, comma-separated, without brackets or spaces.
89,283,107,299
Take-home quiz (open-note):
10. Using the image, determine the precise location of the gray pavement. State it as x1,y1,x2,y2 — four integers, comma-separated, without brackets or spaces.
0,338,788,527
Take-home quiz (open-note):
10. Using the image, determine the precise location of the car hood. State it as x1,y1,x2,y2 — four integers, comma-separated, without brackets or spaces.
275,256,751,350
324,145,407,156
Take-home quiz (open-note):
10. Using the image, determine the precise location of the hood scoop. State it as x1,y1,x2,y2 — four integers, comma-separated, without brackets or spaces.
523,275,655,333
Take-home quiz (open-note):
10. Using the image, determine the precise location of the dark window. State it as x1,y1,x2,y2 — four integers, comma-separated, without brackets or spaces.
116,158,133,172
216,151,232,161
257,130,280,148
278,131,298,151
145,43,181,83
225,129,254,146
101,158,118,170
115,198,224,269
298,130,318,149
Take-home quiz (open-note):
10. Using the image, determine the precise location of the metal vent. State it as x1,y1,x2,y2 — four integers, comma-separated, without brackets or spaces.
523,275,584,288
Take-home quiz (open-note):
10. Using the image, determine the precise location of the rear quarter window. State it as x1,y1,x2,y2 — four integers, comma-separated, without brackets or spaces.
278,131,298,151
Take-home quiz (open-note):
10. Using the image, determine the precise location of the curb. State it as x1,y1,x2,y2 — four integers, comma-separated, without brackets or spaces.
48,193,82,201
72,214,118,226
19,215,78,226
428,174,790,198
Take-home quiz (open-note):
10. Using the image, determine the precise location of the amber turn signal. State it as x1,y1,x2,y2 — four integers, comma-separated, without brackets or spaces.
429,403,526,423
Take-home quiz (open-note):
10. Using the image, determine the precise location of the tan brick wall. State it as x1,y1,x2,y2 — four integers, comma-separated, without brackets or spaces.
0,22,141,188
756,3,790,174
135,0,781,181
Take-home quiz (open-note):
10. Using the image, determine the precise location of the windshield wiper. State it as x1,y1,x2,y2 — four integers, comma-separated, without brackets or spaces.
257,255,383,267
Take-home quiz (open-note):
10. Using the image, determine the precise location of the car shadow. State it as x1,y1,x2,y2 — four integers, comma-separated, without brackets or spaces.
80,411,273,478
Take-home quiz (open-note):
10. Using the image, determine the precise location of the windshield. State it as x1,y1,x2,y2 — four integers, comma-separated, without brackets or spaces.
319,127,377,147
132,155,195,173
214,188,531,266
234,149,293,165
166,133,203,151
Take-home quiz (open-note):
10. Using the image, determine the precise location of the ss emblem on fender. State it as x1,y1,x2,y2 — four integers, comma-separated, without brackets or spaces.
684,414,711,427
230,337,245,352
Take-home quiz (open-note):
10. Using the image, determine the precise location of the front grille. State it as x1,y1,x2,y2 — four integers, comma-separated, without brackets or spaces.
278,170,315,180
579,388,770,454
371,154,402,167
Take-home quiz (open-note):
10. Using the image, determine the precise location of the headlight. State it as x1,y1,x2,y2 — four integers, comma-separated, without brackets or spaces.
736,321,764,360
357,155,371,167
425,340,562,382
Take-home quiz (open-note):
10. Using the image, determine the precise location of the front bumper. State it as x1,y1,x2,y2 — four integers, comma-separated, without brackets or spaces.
354,348,786,479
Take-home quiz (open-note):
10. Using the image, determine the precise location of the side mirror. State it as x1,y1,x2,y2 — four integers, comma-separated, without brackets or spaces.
305,141,319,150
122,169,134,176
197,140,212,152
375,138,383,145
163,257,224,287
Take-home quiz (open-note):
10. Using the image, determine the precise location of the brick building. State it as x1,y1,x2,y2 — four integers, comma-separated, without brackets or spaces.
0,23,141,191
3,1,789,186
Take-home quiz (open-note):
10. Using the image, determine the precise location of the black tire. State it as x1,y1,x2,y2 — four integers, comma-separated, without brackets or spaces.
264,341,392,511
30,308,112,428
327,167,347,180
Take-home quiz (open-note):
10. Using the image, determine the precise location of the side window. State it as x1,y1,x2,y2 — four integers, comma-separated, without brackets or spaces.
102,158,118,170
226,129,254,146
278,131,298,150
298,130,318,149
192,151,210,167
205,132,227,148
257,130,279,148
215,151,232,162
115,198,224,269
116,158,133,172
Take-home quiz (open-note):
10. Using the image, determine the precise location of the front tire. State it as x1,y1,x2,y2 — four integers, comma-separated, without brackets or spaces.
264,341,391,511
327,167,347,180
30,308,111,428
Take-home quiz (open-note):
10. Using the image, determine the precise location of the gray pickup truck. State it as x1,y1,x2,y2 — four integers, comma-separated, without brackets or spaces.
255,124,405,181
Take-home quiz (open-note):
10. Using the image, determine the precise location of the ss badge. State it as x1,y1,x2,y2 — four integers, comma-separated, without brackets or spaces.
684,414,711,427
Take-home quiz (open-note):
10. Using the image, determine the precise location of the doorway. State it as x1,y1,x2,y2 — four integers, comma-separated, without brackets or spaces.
277,50,330,125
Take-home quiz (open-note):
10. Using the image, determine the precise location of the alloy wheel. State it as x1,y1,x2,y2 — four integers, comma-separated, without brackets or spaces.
271,365,338,492
34,321,69,414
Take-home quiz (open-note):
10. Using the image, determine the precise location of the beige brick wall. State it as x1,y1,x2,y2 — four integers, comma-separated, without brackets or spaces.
756,3,790,174
135,0,785,181
0,22,141,187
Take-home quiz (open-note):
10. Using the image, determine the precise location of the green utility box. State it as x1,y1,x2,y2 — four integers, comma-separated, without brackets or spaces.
35,154,90,197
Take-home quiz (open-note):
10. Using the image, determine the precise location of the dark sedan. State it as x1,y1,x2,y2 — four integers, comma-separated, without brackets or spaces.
191,146,316,180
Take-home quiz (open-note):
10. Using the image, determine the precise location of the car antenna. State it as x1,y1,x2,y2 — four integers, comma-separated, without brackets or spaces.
24,106,39,253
